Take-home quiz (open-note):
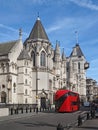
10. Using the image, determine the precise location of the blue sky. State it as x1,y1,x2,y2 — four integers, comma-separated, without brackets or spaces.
0,0,98,82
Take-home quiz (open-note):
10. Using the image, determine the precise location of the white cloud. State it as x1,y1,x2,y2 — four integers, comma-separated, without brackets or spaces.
47,24,60,33
0,24,18,32
70,0,98,11
27,0,45,4
46,14,97,34
46,25,62,33
46,18,74,33
26,0,68,5
0,24,28,36
0,32,12,39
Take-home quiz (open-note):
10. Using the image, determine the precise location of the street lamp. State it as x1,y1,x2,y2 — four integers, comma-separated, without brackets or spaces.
36,78,40,104
36,66,40,105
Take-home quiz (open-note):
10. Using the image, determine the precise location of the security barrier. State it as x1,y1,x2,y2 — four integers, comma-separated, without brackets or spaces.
56,111,96,130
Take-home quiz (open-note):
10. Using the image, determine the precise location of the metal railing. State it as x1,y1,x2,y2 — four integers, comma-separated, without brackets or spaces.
56,110,96,130
0,103,37,115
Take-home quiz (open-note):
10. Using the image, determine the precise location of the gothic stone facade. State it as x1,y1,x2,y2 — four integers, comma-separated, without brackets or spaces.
0,17,89,106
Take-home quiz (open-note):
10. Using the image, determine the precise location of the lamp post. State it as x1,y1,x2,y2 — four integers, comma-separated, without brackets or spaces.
36,78,39,105
76,74,79,93
7,88,10,103
36,66,40,105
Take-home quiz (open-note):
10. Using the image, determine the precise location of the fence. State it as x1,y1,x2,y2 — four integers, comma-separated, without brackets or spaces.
0,103,37,115
56,110,96,130
0,104,97,130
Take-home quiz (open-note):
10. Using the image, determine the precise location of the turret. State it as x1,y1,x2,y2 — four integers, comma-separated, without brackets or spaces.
62,48,66,61
54,42,61,62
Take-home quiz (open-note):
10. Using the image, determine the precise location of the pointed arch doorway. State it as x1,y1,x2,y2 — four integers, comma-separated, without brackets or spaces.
1,91,6,103
38,89,48,109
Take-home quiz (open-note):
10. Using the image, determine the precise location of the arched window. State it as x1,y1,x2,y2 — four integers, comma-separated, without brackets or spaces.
25,98,27,104
49,79,52,89
25,69,27,74
78,62,80,73
25,89,27,95
13,83,16,93
1,63,4,73
40,51,46,66
31,51,35,66
6,63,9,73
25,79,27,85
78,62,80,69
1,91,6,103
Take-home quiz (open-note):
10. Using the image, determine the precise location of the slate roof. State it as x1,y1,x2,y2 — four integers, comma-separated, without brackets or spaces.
28,17,49,41
17,49,31,60
0,40,18,56
70,44,84,57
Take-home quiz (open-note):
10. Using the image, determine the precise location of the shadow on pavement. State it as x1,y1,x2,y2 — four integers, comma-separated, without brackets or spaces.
15,121,57,128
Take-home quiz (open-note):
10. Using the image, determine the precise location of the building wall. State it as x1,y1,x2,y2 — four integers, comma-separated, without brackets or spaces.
0,40,23,104
0,20,89,105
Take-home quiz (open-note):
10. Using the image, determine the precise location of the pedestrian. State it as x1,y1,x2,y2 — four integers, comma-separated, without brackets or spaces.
90,102,95,111
90,102,96,119
36,107,38,113
78,115,82,126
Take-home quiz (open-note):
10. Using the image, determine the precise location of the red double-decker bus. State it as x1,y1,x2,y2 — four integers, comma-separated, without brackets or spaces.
54,89,80,112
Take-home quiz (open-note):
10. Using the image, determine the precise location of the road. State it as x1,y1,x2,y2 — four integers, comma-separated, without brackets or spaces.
0,111,81,130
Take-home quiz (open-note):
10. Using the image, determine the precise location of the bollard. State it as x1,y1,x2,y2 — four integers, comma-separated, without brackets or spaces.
40,107,41,112
87,112,89,120
16,108,18,114
26,107,28,113
57,123,64,130
91,110,95,119
15,109,17,114
78,115,82,126
30,107,32,112
10,108,13,115
21,108,23,113
93,110,95,118
36,107,38,113
33,108,35,112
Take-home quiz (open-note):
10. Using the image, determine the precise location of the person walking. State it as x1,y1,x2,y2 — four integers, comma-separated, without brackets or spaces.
90,102,96,119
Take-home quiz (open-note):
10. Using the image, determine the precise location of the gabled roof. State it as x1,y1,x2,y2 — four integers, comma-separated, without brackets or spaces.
28,17,49,41
17,49,31,60
0,40,18,56
70,44,84,57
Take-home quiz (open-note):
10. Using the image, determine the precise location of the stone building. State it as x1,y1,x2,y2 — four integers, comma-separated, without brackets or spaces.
0,17,89,107
86,78,98,101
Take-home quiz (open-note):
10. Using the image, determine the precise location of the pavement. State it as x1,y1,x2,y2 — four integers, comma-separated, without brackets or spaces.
0,111,47,122
0,110,98,130
75,117,98,130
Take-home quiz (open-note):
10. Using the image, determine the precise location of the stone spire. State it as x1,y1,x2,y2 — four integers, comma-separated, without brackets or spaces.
62,48,66,61
54,41,61,62
55,41,60,55
28,17,49,41
19,28,22,40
